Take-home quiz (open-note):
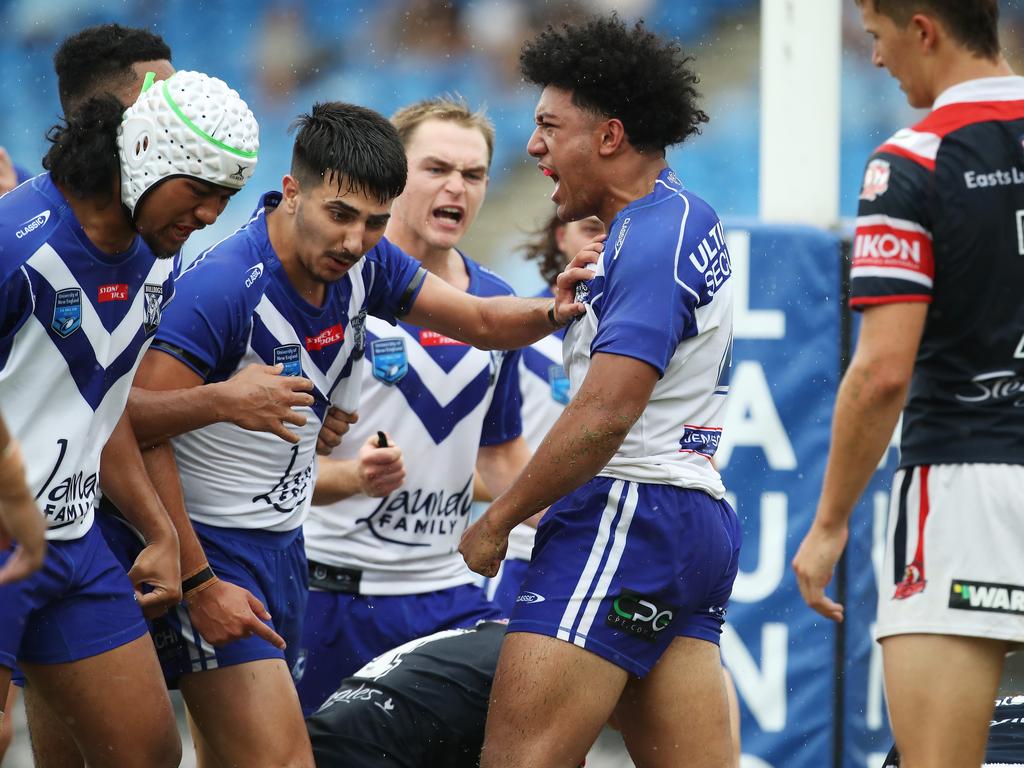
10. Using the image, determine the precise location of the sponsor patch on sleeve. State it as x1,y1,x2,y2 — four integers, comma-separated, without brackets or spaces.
851,215,935,288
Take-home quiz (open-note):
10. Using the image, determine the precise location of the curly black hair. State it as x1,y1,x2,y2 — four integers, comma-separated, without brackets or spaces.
54,23,171,112
520,15,708,153
290,102,407,204
42,94,122,200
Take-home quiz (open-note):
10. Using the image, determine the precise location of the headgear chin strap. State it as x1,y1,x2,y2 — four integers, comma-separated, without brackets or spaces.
117,70,259,218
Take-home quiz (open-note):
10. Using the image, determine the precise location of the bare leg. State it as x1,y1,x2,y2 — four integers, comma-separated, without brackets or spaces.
23,684,83,768
616,637,734,768
22,634,180,768
480,631,628,768
723,666,741,764
0,679,14,760
180,658,313,768
882,633,1007,768
187,705,228,768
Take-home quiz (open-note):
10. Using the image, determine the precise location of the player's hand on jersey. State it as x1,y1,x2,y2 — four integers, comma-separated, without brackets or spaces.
0,442,47,584
0,148,18,196
552,234,605,326
317,407,358,455
356,433,404,497
185,578,286,650
459,511,510,578
129,530,182,619
219,363,315,443
792,519,849,623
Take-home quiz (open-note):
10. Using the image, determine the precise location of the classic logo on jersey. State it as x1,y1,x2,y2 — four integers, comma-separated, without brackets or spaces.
686,220,732,297
548,364,570,405
370,338,408,385
605,589,675,642
273,344,302,377
306,323,344,351
893,561,927,600
954,370,1024,407
678,425,722,458
859,158,891,201
98,283,129,303
359,475,473,547
419,329,467,347
15,209,50,239
244,262,264,288
949,579,1024,615
51,288,82,338
612,217,631,260
143,283,163,334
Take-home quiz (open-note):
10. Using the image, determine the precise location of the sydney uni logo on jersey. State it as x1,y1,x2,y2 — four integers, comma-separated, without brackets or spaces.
359,475,473,547
605,589,675,642
15,209,50,239
51,288,82,338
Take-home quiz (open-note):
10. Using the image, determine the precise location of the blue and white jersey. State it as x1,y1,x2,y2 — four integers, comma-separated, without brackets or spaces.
304,256,522,594
155,193,424,533
0,174,176,541
564,168,733,497
507,286,567,561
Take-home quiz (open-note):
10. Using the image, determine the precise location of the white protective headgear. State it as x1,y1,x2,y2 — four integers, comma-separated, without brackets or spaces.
117,70,259,218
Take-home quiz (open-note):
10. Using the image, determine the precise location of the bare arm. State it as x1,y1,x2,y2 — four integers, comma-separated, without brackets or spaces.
460,352,658,576
476,436,544,528
403,241,600,351
128,351,315,449
0,416,46,584
99,412,181,617
792,302,927,621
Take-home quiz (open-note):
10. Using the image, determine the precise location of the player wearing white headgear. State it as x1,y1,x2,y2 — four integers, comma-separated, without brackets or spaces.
0,50,257,766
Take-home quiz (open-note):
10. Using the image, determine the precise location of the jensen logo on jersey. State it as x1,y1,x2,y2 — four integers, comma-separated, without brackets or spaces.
678,425,722,458
98,283,129,303
949,579,1024,615
306,323,344,351
274,344,302,377
371,338,408,385
419,330,466,347
51,288,82,338
143,283,163,334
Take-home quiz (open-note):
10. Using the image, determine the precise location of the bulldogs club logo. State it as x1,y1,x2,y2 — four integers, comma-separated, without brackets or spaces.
143,283,163,334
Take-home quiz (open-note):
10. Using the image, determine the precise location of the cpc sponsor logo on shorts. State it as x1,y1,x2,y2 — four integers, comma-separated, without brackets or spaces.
859,159,890,201
948,579,1024,615
15,209,50,239
605,589,675,643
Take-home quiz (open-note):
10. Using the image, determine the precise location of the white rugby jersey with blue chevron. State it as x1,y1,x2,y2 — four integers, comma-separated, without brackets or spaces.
154,192,424,532
0,174,177,541
565,167,733,497
304,255,522,594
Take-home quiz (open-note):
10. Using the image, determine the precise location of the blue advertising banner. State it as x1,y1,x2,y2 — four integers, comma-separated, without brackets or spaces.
717,223,892,768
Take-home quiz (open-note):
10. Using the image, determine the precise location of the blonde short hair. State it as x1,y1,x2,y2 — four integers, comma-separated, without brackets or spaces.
392,95,495,168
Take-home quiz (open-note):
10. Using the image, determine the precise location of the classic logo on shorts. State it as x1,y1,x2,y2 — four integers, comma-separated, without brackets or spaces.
516,591,546,604
548,365,570,405
949,579,1024,615
143,283,163,334
606,589,675,643
860,158,890,201
51,288,82,338
371,337,408,385
274,344,302,377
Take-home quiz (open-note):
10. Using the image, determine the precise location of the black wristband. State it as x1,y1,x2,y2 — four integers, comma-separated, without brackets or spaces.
547,303,562,328
182,565,216,595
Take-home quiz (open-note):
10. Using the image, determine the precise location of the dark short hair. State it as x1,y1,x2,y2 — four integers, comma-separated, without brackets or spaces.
856,0,1000,59
290,102,408,205
54,23,172,112
42,94,122,200
520,14,708,154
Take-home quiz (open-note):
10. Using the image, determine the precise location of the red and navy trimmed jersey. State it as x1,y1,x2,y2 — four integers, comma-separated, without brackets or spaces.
851,77,1024,468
